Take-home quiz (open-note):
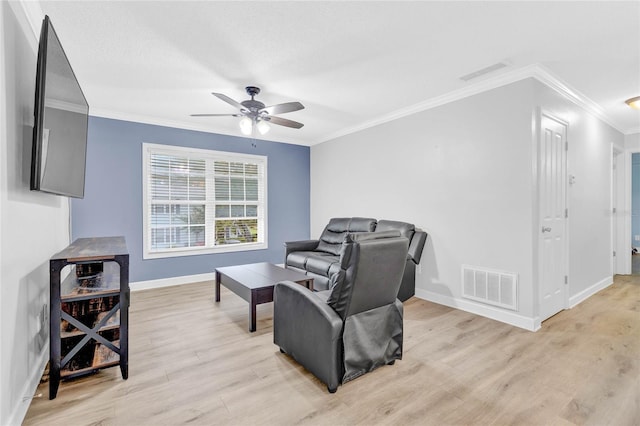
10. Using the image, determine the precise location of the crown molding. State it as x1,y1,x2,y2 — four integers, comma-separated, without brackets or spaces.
529,64,623,131
46,99,87,114
89,108,313,147
316,64,537,144
14,0,44,43
315,63,625,144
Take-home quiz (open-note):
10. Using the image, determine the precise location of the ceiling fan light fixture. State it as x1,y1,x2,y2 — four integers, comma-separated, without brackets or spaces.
193,86,305,134
239,116,253,135
625,96,640,110
256,120,270,135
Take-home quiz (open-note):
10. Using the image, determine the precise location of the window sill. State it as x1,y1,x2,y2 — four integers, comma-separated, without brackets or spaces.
143,242,268,260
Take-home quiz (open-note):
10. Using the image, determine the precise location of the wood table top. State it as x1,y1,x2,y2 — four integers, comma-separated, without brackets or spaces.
51,236,128,262
215,262,311,290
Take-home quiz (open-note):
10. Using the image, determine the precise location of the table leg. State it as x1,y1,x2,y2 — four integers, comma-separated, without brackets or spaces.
215,271,221,302
49,368,60,400
249,290,257,332
298,278,313,291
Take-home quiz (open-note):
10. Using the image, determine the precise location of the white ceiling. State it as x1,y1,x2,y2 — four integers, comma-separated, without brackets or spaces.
33,1,640,146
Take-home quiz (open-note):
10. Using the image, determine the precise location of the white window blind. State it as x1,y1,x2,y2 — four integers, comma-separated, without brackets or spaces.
143,143,267,259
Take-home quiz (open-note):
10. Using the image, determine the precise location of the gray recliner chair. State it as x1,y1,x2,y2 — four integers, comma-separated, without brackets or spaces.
273,231,409,393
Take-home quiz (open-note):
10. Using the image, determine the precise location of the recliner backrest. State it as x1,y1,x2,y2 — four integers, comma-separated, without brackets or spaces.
326,231,408,319
346,233,408,316
316,217,377,255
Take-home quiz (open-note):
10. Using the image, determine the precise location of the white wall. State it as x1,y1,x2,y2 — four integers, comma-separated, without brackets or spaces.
1,2,70,425
312,80,537,327
625,132,640,151
311,77,624,330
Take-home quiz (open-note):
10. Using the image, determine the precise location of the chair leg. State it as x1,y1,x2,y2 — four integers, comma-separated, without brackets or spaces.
327,386,337,394
279,348,285,354
388,360,395,365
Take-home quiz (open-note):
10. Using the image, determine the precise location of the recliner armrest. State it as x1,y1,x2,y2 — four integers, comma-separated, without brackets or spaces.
284,239,320,261
273,281,344,391
408,231,427,264
274,281,343,337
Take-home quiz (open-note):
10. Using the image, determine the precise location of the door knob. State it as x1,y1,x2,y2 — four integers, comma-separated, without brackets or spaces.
542,226,552,233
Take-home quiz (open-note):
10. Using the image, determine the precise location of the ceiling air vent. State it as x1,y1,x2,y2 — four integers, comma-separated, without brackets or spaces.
459,62,508,82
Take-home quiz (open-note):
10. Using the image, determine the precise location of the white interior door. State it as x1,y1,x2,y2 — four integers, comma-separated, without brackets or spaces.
538,113,568,322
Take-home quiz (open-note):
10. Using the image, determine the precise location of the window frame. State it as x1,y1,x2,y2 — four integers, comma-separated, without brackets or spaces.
142,143,268,259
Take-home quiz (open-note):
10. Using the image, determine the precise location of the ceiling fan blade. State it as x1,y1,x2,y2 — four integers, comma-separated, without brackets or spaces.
267,116,304,129
190,113,241,117
260,101,305,115
212,92,247,111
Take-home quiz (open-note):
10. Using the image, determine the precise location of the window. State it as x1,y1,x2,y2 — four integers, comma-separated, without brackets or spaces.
143,143,267,258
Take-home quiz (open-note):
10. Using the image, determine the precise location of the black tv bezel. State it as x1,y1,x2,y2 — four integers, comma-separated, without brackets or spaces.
30,15,89,199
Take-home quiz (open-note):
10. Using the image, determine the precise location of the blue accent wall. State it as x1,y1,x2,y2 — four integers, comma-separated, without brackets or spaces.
72,116,310,282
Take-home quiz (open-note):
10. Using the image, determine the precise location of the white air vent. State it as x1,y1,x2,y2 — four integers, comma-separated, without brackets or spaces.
459,62,508,81
462,265,517,311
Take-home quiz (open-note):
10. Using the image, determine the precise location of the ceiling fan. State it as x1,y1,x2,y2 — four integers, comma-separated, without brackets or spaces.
191,86,304,135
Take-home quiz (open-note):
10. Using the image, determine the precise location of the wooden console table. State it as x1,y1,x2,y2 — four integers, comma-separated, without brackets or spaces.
49,237,129,399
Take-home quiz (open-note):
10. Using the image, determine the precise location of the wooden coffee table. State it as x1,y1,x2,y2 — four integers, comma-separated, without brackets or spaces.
215,262,314,332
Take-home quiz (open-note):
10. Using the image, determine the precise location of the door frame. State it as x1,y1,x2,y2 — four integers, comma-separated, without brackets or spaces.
534,109,570,326
623,148,640,275
611,145,624,275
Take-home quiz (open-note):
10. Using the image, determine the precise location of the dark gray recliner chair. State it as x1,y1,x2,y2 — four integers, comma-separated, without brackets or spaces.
274,231,409,393
284,217,427,301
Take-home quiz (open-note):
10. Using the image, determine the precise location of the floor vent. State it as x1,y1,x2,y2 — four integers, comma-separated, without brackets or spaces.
462,265,518,311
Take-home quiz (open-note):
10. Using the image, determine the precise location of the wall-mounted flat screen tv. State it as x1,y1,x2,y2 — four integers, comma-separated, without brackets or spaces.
30,15,88,199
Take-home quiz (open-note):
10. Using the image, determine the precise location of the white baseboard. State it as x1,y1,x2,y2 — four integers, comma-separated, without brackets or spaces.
568,275,613,308
7,344,48,426
415,275,614,333
130,272,216,292
414,288,539,331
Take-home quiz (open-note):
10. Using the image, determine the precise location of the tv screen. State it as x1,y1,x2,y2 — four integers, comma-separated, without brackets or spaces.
31,15,88,199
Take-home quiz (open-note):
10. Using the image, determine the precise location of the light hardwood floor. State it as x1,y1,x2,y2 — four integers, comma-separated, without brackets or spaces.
24,275,639,425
